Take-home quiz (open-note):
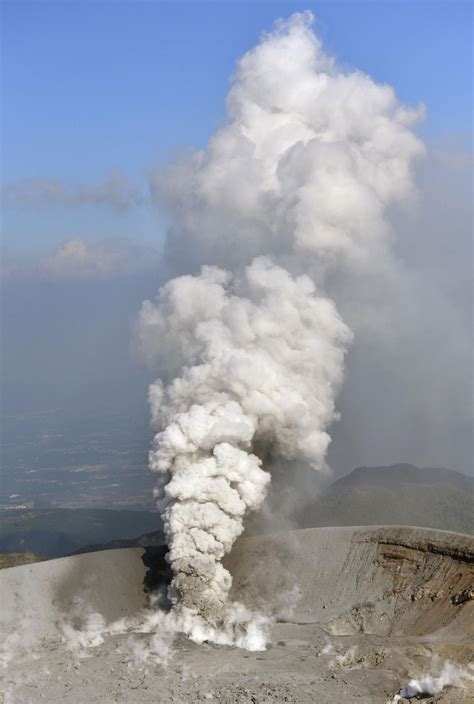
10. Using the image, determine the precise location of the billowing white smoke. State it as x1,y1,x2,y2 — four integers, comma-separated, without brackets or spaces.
138,258,351,626
151,11,423,275
138,11,423,645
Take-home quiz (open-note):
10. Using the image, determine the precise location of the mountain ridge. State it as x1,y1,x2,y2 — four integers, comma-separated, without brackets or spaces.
334,463,473,490
300,464,473,535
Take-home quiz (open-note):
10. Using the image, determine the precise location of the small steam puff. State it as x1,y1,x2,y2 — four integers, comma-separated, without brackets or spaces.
138,12,423,647
390,661,474,702
59,593,177,665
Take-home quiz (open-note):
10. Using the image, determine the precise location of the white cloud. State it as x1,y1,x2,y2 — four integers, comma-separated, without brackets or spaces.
38,237,135,280
2,169,143,211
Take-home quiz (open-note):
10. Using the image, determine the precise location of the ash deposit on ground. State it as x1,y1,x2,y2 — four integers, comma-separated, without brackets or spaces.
1,11,472,704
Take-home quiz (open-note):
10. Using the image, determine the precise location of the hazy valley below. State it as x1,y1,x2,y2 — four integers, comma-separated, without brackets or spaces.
1,463,471,567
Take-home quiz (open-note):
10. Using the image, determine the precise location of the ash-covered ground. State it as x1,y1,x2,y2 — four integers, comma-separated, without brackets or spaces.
1,526,473,703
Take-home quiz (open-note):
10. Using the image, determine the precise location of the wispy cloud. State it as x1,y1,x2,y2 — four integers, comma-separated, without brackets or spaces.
1,235,161,284
38,237,135,280
1,169,144,211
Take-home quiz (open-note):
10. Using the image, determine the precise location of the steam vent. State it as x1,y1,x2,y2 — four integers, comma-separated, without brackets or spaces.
1,526,473,702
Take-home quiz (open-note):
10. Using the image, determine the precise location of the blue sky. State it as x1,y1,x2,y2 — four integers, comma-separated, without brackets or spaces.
2,0,472,255
1,2,472,483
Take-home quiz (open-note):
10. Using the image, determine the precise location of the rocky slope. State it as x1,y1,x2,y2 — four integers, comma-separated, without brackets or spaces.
1,526,472,703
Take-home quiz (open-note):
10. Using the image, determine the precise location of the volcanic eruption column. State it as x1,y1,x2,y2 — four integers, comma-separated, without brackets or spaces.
137,12,423,648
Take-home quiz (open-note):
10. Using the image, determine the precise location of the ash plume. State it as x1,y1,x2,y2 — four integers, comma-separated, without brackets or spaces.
137,12,424,646
138,259,350,634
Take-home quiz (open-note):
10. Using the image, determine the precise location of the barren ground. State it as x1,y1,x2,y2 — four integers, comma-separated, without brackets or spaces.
1,526,473,703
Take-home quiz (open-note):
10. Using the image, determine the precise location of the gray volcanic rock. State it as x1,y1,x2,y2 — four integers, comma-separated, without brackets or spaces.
1,526,473,703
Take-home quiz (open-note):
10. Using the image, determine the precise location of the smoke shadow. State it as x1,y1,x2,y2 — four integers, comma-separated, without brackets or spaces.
141,545,172,599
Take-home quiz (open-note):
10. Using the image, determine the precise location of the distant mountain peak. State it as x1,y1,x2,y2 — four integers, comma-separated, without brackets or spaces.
300,463,473,535
336,464,473,490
